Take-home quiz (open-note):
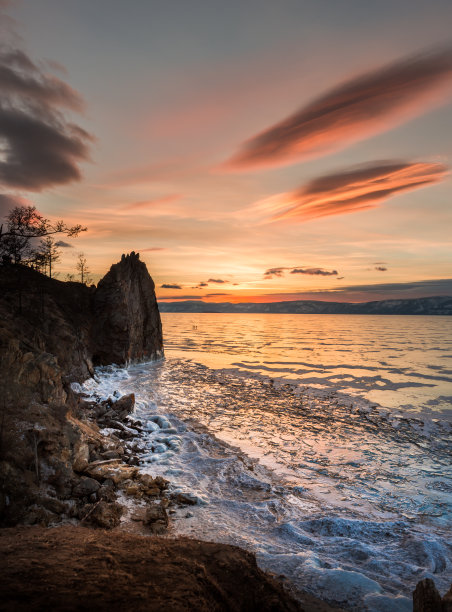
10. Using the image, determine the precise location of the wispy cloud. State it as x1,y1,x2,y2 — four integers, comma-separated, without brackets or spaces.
0,45,92,190
256,161,448,222
140,247,166,252
55,240,73,248
161,283,182,289
223,48,452,170
375,266,387,271
121,194,181,211
208,278,226,284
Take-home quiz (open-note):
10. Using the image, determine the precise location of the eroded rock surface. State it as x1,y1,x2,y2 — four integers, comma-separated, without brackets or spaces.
93,252,163,365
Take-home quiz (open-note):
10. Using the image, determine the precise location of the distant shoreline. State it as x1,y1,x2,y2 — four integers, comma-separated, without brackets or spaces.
159,295,452,315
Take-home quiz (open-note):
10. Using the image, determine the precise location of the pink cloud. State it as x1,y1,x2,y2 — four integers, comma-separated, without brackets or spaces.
223,48,452,170
256,161,448,222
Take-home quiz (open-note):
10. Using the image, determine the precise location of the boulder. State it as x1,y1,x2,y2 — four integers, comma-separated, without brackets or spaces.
72,440,90,472
85,462,139,485
72,476,101,498
89,501,123,529
113,393,135,414
145,502,168,534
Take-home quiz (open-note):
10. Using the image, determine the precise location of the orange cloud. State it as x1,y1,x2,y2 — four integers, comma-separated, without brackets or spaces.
223,49,452,170
255,161,449,222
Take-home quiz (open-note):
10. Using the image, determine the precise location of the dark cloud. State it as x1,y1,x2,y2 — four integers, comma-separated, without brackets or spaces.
224,48,452,170
198,281,208,287
0,193,32,219
375,266,387,272
266,161,448,222
0,45,92,191
264,267,286,278
205,293,228,297
208,278,226,284
55,240,73,248
291,267,338,276
161,284,182,289
265,266,338,278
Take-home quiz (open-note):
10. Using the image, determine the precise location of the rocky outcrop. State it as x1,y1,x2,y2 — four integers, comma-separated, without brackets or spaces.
413,578,452,611
0,253,163,526
93,252,163,365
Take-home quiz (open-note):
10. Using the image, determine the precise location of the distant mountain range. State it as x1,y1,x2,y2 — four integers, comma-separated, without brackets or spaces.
159,296,452,315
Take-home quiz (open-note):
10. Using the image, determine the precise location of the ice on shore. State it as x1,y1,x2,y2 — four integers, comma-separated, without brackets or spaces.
80,359,452,611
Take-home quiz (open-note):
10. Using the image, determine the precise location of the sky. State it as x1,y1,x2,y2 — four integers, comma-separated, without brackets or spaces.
1,0,451,303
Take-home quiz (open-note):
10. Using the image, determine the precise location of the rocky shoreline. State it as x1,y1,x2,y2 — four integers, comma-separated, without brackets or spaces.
0,254,309,611
1,254,449,611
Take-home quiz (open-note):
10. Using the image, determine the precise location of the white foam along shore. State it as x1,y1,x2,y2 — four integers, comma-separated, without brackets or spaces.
73,360,452,612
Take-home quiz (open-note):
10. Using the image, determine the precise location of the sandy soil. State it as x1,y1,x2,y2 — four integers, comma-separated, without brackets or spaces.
0,526,343,612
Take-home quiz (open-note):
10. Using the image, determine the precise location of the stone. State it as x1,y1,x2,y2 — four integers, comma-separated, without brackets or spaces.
144,502,168,534
413,578,442,612
89,501,123,529
101,450,122,460
143,486,160,498
174,492,198,506
124,483,142,498
85,462,139,485
72,440,90,472
72,476,101,498
154,476,169,491
114,393,135,414
39,495,67,515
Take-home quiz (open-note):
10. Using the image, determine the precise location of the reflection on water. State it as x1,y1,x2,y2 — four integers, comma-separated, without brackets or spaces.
161,313,452,417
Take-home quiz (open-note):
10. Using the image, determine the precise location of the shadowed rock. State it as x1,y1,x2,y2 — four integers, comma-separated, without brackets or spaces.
93,252,163,365
413,578,444,611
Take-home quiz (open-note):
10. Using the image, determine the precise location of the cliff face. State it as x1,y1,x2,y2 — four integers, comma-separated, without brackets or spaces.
93,252,163,365
0,253,162,526
0,251,163,401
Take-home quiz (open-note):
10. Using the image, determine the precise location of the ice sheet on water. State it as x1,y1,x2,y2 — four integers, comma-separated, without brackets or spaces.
87,359,451,611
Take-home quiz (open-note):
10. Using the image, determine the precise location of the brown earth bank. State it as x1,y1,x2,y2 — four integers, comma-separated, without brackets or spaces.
0,526,343,612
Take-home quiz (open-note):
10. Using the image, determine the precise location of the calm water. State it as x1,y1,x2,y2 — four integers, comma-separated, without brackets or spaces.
161,313,452,418
80,314,452,611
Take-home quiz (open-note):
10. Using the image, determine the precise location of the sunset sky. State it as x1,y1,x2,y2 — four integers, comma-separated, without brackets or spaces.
1,0,451,303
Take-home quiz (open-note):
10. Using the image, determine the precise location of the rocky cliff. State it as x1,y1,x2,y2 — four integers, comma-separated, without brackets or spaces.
93,252,163,365
0,253,162,525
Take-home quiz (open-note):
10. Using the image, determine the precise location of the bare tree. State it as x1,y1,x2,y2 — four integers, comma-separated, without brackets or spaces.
76,252,92,285
0,205,86,264
37,236,61,278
